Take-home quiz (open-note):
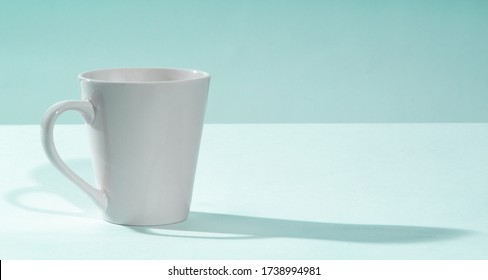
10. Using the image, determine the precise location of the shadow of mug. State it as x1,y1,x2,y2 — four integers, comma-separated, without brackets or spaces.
6,159,475,243
6,159,99,218
128,212,474,243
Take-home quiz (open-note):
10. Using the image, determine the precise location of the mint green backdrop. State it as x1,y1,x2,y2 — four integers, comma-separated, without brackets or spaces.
1,0,487,124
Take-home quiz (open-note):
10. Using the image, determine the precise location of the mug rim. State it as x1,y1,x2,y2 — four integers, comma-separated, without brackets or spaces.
78,67,210,84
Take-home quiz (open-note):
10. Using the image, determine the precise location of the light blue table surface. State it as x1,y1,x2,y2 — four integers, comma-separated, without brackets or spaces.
1,124,487,259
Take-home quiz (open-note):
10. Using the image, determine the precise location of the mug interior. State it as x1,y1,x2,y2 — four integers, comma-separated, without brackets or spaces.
79,68,209,83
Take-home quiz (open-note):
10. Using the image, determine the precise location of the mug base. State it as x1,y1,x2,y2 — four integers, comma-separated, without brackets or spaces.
103,214,188,226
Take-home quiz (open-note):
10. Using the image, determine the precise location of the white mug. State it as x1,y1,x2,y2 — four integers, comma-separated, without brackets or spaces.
41,68,210,225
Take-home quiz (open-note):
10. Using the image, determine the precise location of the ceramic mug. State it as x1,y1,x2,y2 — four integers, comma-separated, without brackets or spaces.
41,68,210,225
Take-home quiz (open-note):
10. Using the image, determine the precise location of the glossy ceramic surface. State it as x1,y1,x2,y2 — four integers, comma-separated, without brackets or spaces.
41,68,210,225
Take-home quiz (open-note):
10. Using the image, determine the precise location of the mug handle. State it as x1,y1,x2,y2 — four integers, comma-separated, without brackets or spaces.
41,100,108,210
